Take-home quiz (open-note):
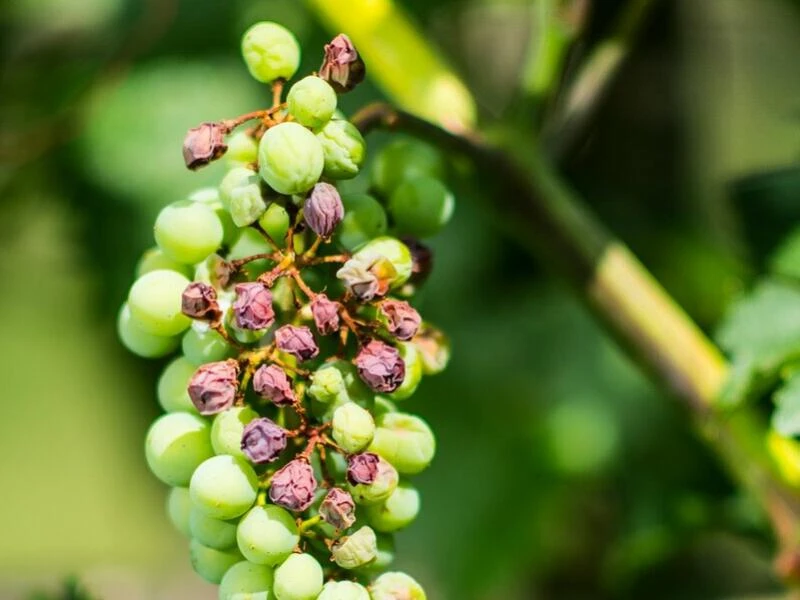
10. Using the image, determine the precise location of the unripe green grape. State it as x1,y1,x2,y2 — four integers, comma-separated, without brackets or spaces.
273,553,323,600
258,122,324,195
166,487,192,537
145,413,214,486
317,581,370,600
157,356,199,413
219,561,274,600
189,538,244,584
331,525,377,569
189,187,239,247
229,181,267,227
336,193,387,252
190,455,258,520
182,327,235,366
332,402,375,453
370,572,426,600
316,119,366,180
220,167,259,209
155,201,224,264
370,534,396,573
236,505,299,566
136,247,193,279
371,139,445,196
258,203,291,245
190,507,238,550
227,131,259,166
128,269,192,336
373,397,398,419
308,360,371,406
369,413,436,475
349,457,398,506
353,237,413,288
241,22,300,83
211,406,260,458
364,482,420,532
117,303,180,358
387,343,422,402
287,76,337,129
388,177,454,238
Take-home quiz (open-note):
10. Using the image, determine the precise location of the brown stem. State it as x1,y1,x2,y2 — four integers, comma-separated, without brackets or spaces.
350,101,800,575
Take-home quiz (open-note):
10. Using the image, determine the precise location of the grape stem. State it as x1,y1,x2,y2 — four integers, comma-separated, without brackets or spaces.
350,101,800,581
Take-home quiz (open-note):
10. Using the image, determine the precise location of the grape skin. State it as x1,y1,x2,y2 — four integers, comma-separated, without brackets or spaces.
117,303,179,358
272,553,324,600
190,455,259,520
218,560,274,600
157,356,199,413
128,269,192,336
145,412,214,486
236,505,299,566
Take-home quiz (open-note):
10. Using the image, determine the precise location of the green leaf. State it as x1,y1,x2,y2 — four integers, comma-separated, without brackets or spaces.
772,373,800,437
716,279,800,406
770,226,800,281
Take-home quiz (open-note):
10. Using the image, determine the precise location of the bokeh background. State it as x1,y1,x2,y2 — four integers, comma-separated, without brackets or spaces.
2,0,800,598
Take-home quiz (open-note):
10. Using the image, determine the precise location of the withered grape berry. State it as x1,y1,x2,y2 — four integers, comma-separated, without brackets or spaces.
118,24,454,598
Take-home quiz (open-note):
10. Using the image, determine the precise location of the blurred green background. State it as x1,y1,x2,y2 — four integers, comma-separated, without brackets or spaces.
2,0,800,598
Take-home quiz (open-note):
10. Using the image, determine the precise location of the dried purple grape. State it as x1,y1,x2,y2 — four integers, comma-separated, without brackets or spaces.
319,34,366,93
319,487,356,530
355,340,405,393
241,417,287,464
187,359,240,415
252,364,295,406
347,452,380,485
269,458,318,512
181,282,219,320
232,282,275,330
183,122,227,170
379,299,421,341
275,325,319,362
310,294,341,336
304,183,344,238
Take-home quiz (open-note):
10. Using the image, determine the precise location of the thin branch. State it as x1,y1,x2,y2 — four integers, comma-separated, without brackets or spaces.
351,102,800,576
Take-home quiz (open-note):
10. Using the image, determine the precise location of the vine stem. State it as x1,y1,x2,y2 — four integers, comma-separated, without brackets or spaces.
350,102,800,581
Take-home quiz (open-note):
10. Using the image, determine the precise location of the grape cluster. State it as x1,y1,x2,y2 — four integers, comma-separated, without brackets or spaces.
117,21,454,600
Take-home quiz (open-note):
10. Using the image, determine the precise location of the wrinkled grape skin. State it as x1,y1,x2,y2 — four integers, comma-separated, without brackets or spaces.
241,22,300,83
258,123,324,195
317,580,370,600
316,120,366,180
287,76,337,129
332,402,376,453
145,413,214,486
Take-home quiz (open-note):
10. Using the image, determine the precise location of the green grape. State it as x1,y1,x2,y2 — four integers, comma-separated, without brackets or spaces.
273,553,323,600
219,561,274,600
388,176,454,238
373,397,398,419
331,525,377,569
189,538,244,584
166,487,192,537
236,505,299,566
190,455,259,520
287,76,337,129
364,482,420,532
157,356,199,413
211,406,260,458
117,303,180,358
241,22,300,83
258,202,291,245
136,247,193,279
308,360,373,421
182,327,235,366
229,180,267,227
220,167,259,209
317,581,370,600
154,200,224,264
145,413,214,486
352,237,413,289
371,139,445,196
368,413,435,475
189,187,239,246
258,122,324,195
336,193,387,252
128,269,192,336
190,507,238,550
368,534,396,573
370,572,426,600
316,119,366,180
227,131,259,167
332,402,375,453
388,342,423,401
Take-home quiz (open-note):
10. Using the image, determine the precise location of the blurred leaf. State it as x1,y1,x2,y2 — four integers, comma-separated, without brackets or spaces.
769,225,800,281
80,60,262,217
771,372,800,437
716,279,800,406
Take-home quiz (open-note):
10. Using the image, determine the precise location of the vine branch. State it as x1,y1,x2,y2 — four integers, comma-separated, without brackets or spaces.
351,102,800,580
